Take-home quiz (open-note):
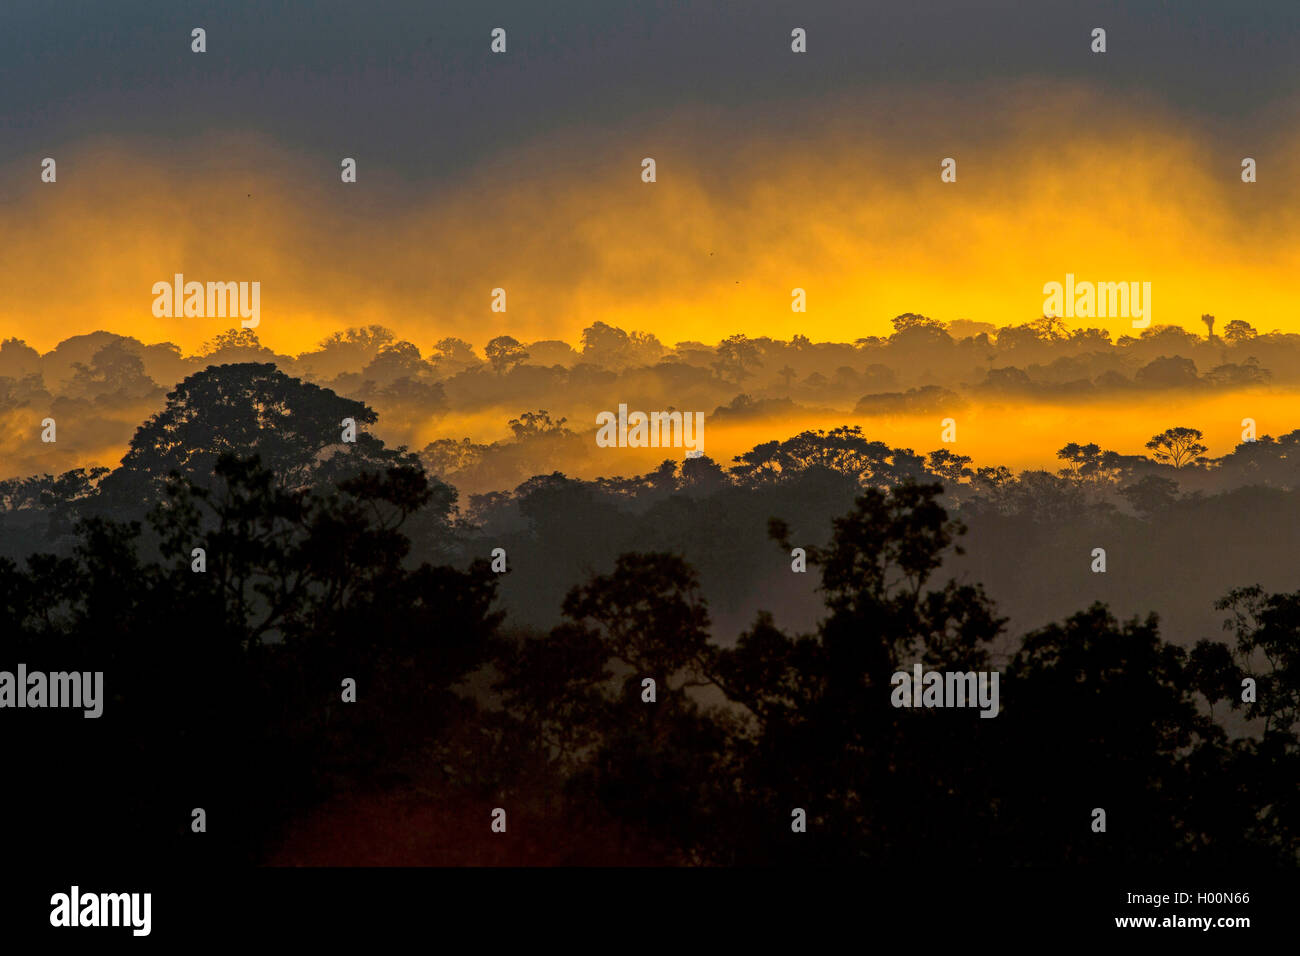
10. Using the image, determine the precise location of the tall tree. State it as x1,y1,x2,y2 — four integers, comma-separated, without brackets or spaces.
98,363,417,510
712,334,762,384
1144,426,1208,468
485,336,529,375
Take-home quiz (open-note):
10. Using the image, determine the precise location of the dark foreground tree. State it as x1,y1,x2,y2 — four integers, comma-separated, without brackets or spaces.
492,482,1298,866
0,453,500,865
97,363,420,511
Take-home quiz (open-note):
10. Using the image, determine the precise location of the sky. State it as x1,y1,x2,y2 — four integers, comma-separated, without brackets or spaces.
3,0,1300,357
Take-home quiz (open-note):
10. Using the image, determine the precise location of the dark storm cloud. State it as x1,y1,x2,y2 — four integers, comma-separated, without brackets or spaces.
3,0,1298,179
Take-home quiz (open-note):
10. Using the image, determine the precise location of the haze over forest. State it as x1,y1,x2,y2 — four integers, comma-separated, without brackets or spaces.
5,312,1300,653
0,311,1290,485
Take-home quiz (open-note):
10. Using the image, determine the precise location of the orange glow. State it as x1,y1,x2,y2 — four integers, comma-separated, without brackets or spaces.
4,85,1300,480
4,86,1299,358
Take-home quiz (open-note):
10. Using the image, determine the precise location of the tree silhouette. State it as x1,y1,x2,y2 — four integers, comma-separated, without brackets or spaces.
430,336,481,373
561,553,712,694
927,448,974,484
580,321,633,367
1029,314,1069,341
1001,605,1232,864
68,341,161,401
1135,355,1199,388
711,334,762,384
1,451,501,866
98,363,417,509
1119,473,1180,515
699,482,1006,862
494,551,726,855
319,325,394,354
1144,426,1208,468
1055,442,1129,491
730,425,927,488
1215,586,1300,750
507,409,569,439
198,329,277,366
485,335,529,375
890,313,945,335
476,475,1300,866
1222,319,1258,344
